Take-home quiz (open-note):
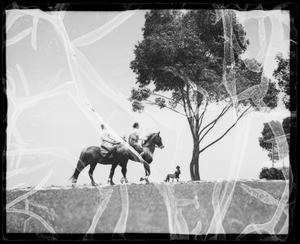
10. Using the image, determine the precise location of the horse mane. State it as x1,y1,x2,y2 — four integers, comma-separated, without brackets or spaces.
142,133,156,147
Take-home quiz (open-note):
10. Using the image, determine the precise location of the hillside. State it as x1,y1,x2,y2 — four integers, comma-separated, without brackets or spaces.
6,180,289,240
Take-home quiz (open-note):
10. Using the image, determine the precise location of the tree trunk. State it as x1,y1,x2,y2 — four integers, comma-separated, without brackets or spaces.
190,135,200,181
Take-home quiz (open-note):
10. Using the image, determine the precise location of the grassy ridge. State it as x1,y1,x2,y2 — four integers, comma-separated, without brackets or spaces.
6,181,288,234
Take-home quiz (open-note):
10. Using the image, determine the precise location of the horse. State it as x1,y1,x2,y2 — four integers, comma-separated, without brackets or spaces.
70,132,164,186
165,166,181,182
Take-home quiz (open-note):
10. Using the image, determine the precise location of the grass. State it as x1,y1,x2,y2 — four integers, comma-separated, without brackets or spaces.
6,180,288,235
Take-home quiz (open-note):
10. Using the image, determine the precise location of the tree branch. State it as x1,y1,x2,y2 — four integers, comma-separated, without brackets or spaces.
151,92,184,108
194,92,202,121
199,105,252,154
199,103,232,137
159,66,209,135
185,84,197,120
199,104,233,143
144,99,186,116
158,66,197,119
179,87,195,137
178,69,210,123
198,99,209,132
179,86,194,121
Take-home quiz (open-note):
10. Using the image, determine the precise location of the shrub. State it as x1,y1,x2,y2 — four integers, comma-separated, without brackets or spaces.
259,167,288,180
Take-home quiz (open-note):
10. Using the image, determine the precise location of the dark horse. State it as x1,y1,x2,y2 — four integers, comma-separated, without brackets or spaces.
70,132,164,185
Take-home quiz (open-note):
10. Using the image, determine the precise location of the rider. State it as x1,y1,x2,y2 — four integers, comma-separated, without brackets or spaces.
128,122,144,155
100,124,120,153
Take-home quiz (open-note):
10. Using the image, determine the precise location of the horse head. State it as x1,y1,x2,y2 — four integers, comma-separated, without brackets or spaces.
144,132,164,149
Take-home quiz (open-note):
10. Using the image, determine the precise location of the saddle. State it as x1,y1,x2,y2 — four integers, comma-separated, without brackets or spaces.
100,143,120,158
100,146,111,157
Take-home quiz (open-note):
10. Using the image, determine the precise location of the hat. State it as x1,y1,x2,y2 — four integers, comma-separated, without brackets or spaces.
176,166,180,169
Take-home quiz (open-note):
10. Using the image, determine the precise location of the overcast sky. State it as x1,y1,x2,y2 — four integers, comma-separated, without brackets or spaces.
6,9,290,189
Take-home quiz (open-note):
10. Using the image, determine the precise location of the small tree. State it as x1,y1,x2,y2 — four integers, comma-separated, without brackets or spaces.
130,10,279,180
258,119,290,164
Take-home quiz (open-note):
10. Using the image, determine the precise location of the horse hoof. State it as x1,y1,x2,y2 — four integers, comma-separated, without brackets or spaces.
140,177,144,182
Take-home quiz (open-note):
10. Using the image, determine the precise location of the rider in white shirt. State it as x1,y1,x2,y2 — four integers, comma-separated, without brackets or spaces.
128,122,145,154
100,124,120,150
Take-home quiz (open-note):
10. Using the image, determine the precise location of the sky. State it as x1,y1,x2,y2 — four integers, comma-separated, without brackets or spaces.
6,9,290,189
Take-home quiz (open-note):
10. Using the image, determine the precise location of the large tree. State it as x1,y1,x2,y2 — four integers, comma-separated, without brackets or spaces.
129,10,279,180
273,40,296,112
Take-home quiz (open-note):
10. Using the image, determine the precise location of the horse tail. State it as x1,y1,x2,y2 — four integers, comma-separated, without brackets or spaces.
70,149,88,183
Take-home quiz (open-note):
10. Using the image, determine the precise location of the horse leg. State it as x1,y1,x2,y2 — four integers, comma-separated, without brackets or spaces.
108,163,118,185
89,162,98,186
142,161,150,177
165,175,169,182
144,164,151,183
121,161,128,183
70,154,89,185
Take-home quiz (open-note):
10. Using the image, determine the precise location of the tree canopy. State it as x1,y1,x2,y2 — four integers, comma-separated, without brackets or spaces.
131,10,278,110
273,40,296,112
